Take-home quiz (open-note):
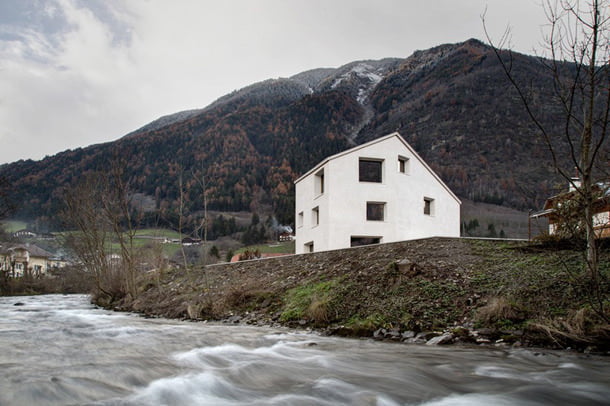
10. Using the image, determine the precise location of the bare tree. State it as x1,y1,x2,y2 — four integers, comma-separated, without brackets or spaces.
484,0,609,320
101,159,141,300
62,173,115,300
193,168,212,297
192,168,209,263
176,170,190,270
62,158,143,303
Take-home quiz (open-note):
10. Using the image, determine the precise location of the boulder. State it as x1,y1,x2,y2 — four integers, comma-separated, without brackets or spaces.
226,315,242,324
401,330,416,340
386,328,401,340
373,328,386,339
426,333,454,345
397,259,419,277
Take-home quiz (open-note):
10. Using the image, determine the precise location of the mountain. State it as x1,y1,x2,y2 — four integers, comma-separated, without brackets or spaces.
0,39,572,230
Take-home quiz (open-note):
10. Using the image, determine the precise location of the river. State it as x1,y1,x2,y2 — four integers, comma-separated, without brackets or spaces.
0,295,609,405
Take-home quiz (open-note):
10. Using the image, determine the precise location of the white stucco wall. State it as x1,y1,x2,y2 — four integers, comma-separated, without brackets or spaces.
295,133,461,254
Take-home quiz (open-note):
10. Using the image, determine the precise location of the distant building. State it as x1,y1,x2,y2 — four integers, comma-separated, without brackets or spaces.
12,229,37,239
278,232,294,242
294,132,461,254
0,243,67,278
11,229,55,240
181,237,203,246
530,178,610,238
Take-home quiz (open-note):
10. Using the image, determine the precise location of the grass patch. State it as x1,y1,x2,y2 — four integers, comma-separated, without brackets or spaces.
1,220,28,233
280,279,340,324
345,314,392,333
236,241,295,255
134,228,183,239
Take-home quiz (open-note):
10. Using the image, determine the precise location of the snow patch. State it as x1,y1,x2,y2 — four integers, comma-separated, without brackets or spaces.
330,63,384,104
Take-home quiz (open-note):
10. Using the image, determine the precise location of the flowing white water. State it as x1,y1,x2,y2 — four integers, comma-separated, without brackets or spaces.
1,295,609,406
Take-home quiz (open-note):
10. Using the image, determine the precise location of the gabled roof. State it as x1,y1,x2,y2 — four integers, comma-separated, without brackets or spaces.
6,244,54,258
294,132,461,204
530,181,610,218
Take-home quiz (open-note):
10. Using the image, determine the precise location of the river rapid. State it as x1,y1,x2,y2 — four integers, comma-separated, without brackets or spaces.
0,295,609,406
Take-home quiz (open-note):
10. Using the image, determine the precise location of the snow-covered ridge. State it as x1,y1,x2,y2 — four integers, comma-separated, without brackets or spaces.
330,63,383,89
330,63,384,104
126,58,402,138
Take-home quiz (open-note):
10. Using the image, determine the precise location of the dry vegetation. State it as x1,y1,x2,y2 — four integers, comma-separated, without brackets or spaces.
109,237,609,352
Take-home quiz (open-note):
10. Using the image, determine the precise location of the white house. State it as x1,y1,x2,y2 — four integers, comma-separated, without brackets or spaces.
294,132,461,254
0,243,67,278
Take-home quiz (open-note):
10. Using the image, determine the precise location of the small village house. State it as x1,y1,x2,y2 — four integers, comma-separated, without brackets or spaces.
530,178,610,238
294,132,461,254
0,243,66,278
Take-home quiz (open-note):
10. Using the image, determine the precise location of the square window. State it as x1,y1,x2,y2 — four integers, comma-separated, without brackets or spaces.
359,159,383,183
367,202,385,221
305,242,314,253
424,197,434,216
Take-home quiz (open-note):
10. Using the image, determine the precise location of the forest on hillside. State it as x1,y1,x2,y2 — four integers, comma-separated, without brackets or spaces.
0,39,589,235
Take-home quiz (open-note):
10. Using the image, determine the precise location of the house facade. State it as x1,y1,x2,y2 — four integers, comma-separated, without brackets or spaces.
294,132,461,254
531,179,610,238
0,243,66,278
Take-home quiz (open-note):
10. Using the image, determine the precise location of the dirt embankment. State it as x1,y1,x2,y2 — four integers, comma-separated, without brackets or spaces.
113,237,610,352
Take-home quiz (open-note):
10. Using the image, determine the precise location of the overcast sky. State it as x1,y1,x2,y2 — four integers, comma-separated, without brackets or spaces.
0,0,549,165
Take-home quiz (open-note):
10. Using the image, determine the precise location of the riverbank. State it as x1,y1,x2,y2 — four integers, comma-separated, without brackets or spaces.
5,294,609,405
104,237,610,352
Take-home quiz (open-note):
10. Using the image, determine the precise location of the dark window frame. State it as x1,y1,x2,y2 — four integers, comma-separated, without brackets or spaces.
367,201,386,221
359,158,383,183
398,155,410,174
424,197,434,216
351,236,382,247
315,169,325,195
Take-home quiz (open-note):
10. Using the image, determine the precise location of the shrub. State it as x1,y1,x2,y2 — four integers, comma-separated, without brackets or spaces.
475,296,526,326
223,285,276,311
307,295,331,323
529,307,610,350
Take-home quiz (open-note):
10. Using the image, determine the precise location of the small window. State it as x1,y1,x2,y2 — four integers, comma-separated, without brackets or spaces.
367,202,385,221
297,211,304,227
424,197,434,216
398,156,410,174
315,169,324,195
305,242,314,253
351,236,382,247
359,159,383,183
312,206,319,226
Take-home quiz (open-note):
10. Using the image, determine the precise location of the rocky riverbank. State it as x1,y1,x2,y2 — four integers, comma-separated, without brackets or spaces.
108,237,610,352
